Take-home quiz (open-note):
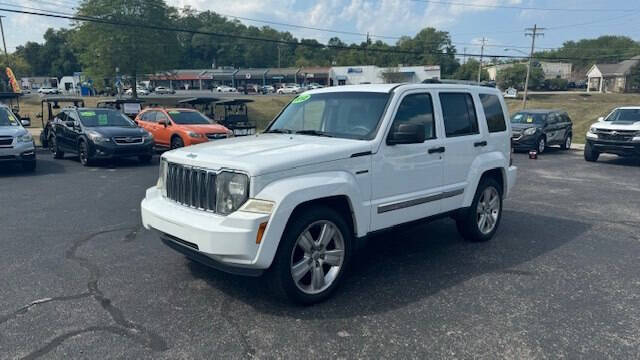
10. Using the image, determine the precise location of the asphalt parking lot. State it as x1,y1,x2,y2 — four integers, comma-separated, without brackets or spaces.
1,148,639,359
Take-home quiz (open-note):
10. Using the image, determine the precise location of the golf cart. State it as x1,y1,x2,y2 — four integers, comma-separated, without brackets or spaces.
0,92,31,126
176,96,220,117
97,98,145,120
212,99,256,136
39,96,85,147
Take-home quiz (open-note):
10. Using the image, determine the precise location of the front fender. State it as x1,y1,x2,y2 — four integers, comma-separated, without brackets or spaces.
462,151,509,207
251,171,366,269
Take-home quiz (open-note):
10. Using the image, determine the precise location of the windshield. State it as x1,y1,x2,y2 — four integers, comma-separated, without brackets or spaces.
511,112,546,125
168,110,211,125
78,109,136,127
605,109,640,122
0,108,20,127
267,92,390,140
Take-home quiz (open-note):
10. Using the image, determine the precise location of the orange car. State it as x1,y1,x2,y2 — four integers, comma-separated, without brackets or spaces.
135,108,232,149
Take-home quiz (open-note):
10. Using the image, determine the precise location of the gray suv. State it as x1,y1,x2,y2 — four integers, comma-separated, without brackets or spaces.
0,105,36,171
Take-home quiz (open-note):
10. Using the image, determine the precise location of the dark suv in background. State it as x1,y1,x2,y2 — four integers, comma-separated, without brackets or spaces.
48,108,155,166
510,109,573,153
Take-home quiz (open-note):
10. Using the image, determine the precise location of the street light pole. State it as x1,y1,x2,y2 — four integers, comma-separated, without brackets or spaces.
477,37,487,84
523,24,545,110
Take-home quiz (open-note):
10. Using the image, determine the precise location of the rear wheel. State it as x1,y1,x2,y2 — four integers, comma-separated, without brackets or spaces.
456,178,503,242
561,133,572,150
78,141,92,166
49,136,64,159
536,136,546,154
584,142,600,162
170,136,184,149
268,206,352,305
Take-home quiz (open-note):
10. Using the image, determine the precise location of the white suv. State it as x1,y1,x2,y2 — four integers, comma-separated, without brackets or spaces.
585,107,640,161
141,83,517,304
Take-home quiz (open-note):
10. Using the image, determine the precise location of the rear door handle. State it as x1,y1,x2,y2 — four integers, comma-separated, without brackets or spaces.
474,141,487,147
428,146,445,154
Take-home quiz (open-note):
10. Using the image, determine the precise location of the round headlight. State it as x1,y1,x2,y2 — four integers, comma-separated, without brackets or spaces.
215,172,249,215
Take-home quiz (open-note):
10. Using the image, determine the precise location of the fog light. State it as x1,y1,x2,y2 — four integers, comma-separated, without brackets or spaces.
256,222,268,244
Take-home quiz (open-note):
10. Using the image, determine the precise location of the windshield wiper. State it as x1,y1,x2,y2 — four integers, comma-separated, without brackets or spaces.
265,128,294,134
295,130,334,137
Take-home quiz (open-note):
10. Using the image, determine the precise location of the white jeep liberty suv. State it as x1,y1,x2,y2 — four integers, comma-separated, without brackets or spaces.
141,83,518,304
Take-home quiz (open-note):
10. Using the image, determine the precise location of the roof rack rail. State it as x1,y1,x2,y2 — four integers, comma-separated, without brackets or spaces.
421,79,496,88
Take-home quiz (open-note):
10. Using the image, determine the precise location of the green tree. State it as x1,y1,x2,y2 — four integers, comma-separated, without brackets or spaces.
496,63,544,90
452,59,489,81
73,0,180,96
14,28,80,77
536,36,640,71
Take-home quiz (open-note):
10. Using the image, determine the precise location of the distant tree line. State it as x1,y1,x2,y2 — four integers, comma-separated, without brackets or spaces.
6,0,640,92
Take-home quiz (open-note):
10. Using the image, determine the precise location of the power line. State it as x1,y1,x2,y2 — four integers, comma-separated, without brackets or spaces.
1,6,639,63
409,0,634,12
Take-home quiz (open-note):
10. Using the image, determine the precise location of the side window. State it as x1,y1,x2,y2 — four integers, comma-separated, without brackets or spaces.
156,112,169,123
389,93,436,140
67,111,80,123
479,94,506,133
439,93,479,137
547,114,558,124
57,112,67,122
142,111,156,122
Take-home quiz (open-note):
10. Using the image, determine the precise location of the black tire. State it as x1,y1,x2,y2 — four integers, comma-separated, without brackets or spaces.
584,142,599,162
455,177,503,242
561,133,572,150
78,141,92,166
267,206,352,305
49,136,64,159
22,161,36,172
139,154,152,164
536,136,546,154
170,136,184,149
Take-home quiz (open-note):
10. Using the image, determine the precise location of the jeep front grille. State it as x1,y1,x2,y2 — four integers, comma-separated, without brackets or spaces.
165,162,217,211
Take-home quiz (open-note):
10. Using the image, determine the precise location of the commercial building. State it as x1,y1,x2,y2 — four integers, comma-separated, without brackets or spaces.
329,65,441,86
485,61,573,81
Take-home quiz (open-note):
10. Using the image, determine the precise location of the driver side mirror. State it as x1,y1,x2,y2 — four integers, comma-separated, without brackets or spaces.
65,120,77,128
21,119,31,127
597,116,604,122
387,123,426,145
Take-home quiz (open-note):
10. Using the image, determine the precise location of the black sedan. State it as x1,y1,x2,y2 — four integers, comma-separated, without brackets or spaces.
48,108,154,166
510,109,573,153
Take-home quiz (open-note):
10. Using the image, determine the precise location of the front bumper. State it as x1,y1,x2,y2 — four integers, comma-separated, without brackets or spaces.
91,141,154,159
511,134,538,150
586,139,640,157
0,141,36,163
141,187,271,270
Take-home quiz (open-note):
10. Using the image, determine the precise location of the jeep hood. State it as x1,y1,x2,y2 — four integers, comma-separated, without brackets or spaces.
163,133,372,176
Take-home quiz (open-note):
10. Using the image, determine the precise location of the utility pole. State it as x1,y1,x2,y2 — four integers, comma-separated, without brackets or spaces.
277,45,281,68
365,32,370,64
523,24,545,109
477,37,487,84
0,16,8,65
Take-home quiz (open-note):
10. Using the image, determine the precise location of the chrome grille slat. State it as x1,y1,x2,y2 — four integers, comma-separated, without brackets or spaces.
164,162,217,212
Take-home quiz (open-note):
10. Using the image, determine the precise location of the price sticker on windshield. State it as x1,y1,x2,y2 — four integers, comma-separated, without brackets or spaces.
292,94,311,104
168,110,180,114
80,111,95,117
526,116,534,123
98,114,108,125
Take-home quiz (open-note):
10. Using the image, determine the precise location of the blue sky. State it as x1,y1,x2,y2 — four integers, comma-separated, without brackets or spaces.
2,0,639,59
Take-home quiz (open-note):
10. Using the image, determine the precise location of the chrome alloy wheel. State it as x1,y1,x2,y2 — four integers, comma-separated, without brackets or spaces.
290,220,345,295
565,135,572,149
476,186,501,235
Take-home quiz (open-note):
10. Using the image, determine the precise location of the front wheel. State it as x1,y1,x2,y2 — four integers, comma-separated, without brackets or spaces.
584,142,599,162
78,141,93,166
561,133,572,150
267,206,352,305
170,136,184,149
536,136,546,154
455,178,503,242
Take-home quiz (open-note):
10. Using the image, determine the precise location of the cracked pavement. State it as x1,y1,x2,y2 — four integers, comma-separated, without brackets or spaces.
1,149,639,359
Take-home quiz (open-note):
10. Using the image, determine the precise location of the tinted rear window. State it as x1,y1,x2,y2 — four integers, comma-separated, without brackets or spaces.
440,93,479,137
479,94,507,133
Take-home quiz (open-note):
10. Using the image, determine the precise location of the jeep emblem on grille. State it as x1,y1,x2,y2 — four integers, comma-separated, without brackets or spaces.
186,153,197,159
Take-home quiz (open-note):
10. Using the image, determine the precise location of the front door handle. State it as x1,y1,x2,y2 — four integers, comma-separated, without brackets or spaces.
428,146,445,154
474,141,487,147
